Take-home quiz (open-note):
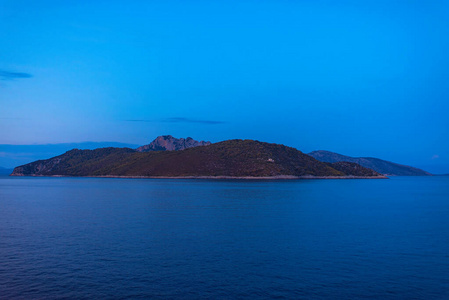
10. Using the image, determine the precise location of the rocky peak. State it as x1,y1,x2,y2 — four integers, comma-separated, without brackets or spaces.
136,135,211,152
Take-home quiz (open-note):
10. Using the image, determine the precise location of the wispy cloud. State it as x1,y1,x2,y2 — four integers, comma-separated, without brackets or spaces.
163,117,225,124
0,70,32,80
125,119,154,123
124,117,226,125
0,117,30,120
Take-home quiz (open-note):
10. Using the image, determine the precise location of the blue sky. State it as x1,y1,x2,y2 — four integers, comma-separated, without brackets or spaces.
1,0,448,173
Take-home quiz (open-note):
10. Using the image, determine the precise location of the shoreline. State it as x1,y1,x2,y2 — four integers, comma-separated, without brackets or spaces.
10,174,389,180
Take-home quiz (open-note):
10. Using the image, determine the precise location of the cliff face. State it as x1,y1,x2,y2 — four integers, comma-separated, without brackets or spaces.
309,150,431,176
136,135,211,152
10,140,384,178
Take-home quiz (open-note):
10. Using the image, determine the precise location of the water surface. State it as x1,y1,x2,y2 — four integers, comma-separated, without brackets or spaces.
1,176,448,299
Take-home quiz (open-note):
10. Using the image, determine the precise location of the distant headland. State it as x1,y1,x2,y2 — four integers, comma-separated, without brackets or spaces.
308,150,431,176
10,135,426,179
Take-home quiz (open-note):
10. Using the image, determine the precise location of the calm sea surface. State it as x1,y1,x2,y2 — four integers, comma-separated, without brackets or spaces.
0,176,448,299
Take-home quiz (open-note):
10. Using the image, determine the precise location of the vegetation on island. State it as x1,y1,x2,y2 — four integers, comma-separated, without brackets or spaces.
11,139,384,178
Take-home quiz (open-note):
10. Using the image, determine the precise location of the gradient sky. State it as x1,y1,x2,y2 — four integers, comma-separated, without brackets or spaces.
1,0,448,173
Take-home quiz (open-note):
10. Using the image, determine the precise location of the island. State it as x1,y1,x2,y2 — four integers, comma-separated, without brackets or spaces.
11,137,386,179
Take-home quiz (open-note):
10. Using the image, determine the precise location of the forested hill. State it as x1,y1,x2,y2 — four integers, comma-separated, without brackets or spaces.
11,140,384,178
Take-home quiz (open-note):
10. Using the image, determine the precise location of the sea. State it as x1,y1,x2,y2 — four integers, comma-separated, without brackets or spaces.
0,176,448,299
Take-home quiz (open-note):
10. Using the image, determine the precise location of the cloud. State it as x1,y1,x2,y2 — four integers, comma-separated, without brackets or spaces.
432,154,440,160
0,70,32,80
0,117,29,120
162,117,226,124
124,119,153,123
124,117,226,125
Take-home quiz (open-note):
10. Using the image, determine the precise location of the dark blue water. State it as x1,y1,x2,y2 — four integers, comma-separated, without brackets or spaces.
1,176,448,299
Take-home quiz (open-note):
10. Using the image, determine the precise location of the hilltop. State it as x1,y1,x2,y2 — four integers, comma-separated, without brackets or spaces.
136,135,210,152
